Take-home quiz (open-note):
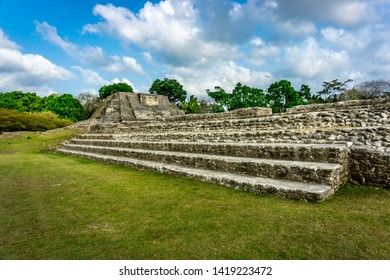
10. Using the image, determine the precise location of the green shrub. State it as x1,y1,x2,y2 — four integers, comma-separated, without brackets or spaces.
0,109,72,132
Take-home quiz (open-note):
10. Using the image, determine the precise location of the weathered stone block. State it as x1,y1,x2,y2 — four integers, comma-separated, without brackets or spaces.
91,92,184,122
140,94,159,106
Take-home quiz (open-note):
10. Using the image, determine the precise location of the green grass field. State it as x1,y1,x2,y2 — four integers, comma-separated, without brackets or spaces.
0,129,389,260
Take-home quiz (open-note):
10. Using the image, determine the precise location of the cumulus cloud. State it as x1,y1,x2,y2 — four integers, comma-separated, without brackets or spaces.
319,23,390,82
8,0,388,97
79,0,389,95
83,1,237,66
283,37,349,79
321,27,367,50
169,61,273,98
34,21,78,56
0,29,20,50
247,37,280,66
72,66,108,86
35,21,143,74
72,66,140,92
274,20,317,36
196,0,260,43
110,77,138,92
0,29,73,94
102,56,143,74
271,0,383,26
141,52,153,63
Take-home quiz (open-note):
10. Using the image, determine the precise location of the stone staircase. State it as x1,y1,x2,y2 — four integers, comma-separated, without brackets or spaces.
59,136,349,202
60,97,390,202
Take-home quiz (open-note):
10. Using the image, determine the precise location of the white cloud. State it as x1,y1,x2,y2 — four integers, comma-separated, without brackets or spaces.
275,20,317,36
321,27,367,50
169,60,273,98
229,3,244,19
72,66,108,86
35,21,143,74
0,29,20,50
141,52,153,63
283,37,349,79
71,66,142,93
3,0,388,98
250,37,264,47
247,37,280,66
110,78,138,92
319,23,390,83
83,1,236,65
34,21,78,56
198,0,263,43
0,29,74,95
332,1,372,25
272,0,383,27
102,56,143,74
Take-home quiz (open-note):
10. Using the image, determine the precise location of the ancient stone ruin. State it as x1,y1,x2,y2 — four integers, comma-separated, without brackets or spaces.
90,92,185,122
60,92,390,202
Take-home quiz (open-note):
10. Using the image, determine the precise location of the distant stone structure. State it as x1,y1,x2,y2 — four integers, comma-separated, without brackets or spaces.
90,92,184,122
60,96,390,202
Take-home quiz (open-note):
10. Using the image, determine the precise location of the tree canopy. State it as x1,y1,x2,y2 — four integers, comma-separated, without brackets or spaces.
316,79,353,102
0,91,43,112
267,80,311,113
0,91,86,122
77,92,102,119
207,83,267,111
206,81,311,113
98,83,134,100
43,94,86,122
149,78,187,103
356,80,390,99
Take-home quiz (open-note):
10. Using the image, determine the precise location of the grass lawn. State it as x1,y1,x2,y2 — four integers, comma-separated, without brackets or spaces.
0,129,389,260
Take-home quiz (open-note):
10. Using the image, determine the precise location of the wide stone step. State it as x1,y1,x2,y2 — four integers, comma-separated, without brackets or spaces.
76,125,390,151
90,105,390,134
57,148,335,202
77,134,115,140
68,139,348,164
62,144,345,187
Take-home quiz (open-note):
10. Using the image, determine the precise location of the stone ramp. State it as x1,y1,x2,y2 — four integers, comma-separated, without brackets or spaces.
59,137,349,202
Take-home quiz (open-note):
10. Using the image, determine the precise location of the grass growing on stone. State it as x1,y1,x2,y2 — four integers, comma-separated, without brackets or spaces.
0,129,389,260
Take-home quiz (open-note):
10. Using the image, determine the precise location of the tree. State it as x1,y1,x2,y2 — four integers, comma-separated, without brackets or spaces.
207,83,267,111
98,83,134,100
149,78,187,103
180,95,201,114
77,92,102,118
43,94,86,122
198,100,225,113
356,80,390,99
317,79,353,102
20,92,44,112
0,91,43,112
267,80,311,113
337,88,365,101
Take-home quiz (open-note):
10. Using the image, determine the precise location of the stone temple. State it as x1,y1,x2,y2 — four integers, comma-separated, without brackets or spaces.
60,92,390,202
90,92,185,122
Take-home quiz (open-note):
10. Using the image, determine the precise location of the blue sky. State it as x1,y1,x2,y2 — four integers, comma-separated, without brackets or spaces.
0,0,389,98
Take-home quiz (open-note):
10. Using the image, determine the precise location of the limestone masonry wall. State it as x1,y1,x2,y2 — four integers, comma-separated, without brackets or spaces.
350,148,390,189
